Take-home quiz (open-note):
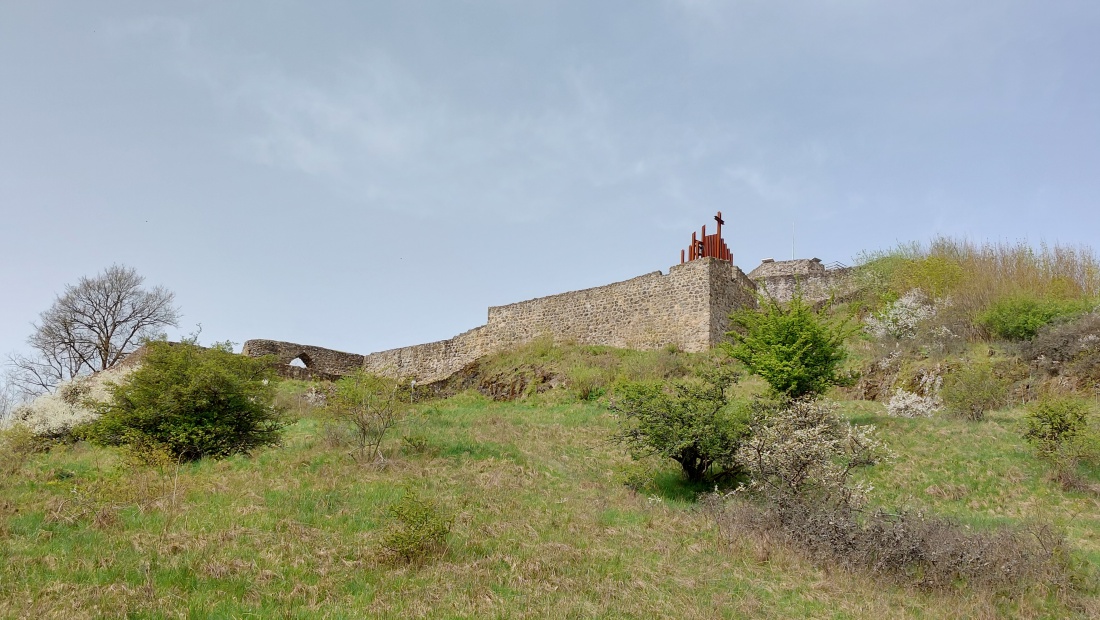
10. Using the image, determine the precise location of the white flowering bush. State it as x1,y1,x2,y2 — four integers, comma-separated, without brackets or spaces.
886,366,943,418
865,290,936,340
886,389,940,418
11,367,132,439
737,399,892,511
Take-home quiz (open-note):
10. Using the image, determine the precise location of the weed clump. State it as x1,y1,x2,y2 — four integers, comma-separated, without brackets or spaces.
380,489,454,563
400,432,439,457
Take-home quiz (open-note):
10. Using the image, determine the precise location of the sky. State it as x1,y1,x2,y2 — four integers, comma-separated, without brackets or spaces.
1,0,1098,361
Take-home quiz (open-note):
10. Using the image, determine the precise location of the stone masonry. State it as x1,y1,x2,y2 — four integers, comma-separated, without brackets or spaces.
747,258,856,303
243,257,758,384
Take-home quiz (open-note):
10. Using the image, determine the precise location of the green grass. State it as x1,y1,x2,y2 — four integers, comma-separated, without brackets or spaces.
2,388,1098,618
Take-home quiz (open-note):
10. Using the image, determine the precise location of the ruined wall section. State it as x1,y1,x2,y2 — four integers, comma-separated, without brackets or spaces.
745,258,859,304
360,326,491,383
240,340,364,376
755,268,856,304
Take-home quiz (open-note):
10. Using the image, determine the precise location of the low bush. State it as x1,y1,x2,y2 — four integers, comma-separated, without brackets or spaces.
1023,397,1099,490
705,496,1073,593
707,396,1073,593
0,424,42,478
1024,397,1090,456
380,489,454,563
940,363,1010,421
979,296,1089,341
610,366,748,483
83,340,286,461
326,371,409,463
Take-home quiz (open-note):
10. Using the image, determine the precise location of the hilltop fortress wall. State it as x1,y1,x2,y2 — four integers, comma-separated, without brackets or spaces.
242,256,857,384
243,257,758,384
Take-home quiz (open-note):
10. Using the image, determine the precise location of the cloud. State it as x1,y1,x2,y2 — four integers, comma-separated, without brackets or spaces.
106,18,666,222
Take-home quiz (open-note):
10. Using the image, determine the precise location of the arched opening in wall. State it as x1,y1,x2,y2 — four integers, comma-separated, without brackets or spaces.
289,353,313,369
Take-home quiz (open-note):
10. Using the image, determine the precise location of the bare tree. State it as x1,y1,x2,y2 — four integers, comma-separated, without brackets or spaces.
9,264,180,395
0,372,18,422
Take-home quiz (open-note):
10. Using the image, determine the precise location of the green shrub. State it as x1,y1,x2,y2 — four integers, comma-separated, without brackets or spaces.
610,367,748,483
979,296,1088,341
725,293,855,399
380,489,454,563
940,363,1010,421
1024,397,1090,457
84,340,286,461
0,423,42,478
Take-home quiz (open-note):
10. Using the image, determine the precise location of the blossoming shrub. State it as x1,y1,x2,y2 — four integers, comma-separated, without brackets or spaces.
886,388,940,418
11,367,132,440
864,290,936,340
886,365,943,418
736,398,890,512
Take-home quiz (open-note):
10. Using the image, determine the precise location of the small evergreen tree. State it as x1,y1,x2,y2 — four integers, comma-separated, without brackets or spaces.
84,340,285,461
724,293,854,399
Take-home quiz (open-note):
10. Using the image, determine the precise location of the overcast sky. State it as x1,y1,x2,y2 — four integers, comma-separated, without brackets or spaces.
2,1,1098,360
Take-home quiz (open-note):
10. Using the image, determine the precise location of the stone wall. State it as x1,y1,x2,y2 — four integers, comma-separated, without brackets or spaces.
746,258,856,303
239,340,364,376
710,261,760,342
243,257,760,384
360,326,492,382
753,268,856,304
483,258,741,353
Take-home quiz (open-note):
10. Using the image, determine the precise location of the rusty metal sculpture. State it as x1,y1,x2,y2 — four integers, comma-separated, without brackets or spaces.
681,211,732,264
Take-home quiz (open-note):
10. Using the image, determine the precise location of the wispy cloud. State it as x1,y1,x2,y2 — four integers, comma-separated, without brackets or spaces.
105,18,662,222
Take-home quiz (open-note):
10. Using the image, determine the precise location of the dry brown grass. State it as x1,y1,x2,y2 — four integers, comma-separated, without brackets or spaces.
860,237,1100,339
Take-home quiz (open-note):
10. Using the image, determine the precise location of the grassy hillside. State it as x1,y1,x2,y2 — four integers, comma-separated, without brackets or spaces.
3,236,1100,618
1,381,1097,618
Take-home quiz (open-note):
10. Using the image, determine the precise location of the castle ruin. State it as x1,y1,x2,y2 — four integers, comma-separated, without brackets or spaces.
242,215,854,383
